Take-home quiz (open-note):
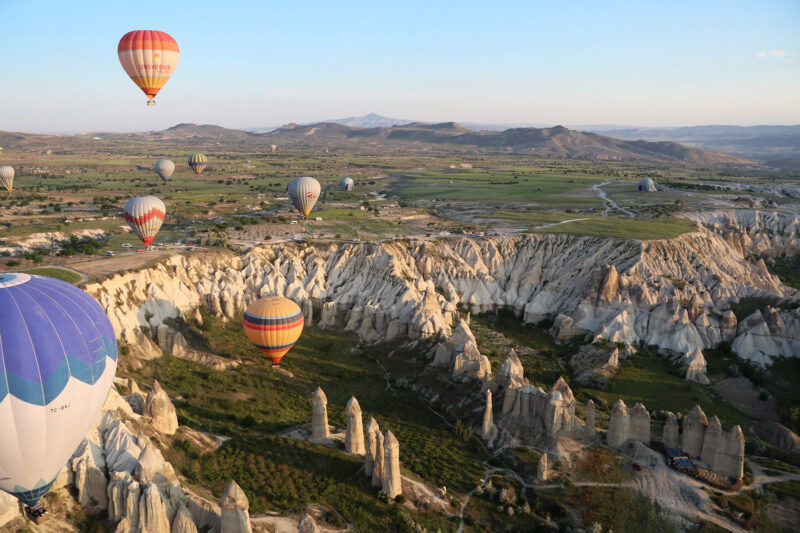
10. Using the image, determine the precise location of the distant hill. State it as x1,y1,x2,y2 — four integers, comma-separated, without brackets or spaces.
599,125,800,160
0,121,753,166
262,121,751,165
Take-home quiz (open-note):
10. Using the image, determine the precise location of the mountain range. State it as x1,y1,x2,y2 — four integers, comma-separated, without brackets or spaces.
0,121,753,166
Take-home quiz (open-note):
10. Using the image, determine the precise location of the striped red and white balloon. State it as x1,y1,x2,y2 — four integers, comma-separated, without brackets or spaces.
124,196,165,246
118,30,180,106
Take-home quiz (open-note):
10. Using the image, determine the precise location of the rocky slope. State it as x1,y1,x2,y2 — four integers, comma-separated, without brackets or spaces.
85,209,799,366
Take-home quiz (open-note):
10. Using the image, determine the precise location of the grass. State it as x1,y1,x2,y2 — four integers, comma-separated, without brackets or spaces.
530,216,697,240
562,486,677,533
763,255,800,290
579,350,745,429
13,267,82,283
730,296,799,321
123,314,490,530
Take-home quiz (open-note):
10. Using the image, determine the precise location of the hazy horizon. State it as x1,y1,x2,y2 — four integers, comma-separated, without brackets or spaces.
1,0,798,133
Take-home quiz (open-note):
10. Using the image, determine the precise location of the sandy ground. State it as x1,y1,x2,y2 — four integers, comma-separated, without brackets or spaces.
65,248,180,279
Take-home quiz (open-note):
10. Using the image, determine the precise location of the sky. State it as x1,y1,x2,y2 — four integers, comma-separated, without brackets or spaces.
1,0,798,133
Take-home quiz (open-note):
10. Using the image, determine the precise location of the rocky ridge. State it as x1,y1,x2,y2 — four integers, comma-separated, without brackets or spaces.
85,210,799,367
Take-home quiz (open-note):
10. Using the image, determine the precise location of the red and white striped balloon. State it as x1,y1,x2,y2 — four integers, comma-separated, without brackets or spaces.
124,196,165,246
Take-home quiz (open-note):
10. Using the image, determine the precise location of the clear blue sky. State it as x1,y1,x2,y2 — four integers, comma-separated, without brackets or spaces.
1,0,798,132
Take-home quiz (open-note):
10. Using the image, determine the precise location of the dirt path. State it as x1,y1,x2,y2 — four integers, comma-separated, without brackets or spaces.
594,181,637,217
64,248,179,279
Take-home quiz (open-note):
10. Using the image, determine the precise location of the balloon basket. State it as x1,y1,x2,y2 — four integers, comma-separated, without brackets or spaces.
25,504,49,525
146,99,156,106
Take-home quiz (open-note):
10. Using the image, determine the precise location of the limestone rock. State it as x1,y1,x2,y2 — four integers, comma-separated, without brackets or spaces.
0,490,19,529
663,412,680,449
629,402,651,443
607,399,628,447
371,431,385,487
135,443,178,486
311,387,330,443
681,405,709,458
345,396,365,455
138,482,171,533
298,512,319,533
144,380,180,435
537,453,550,482
685,348,710,385
219,480,252,533
701,416,724,466
432,318,476,367
584,399,596,439
481,389,495,441
499,376,576,442
496,349,525,389
452,341,492,381
364,417,380,476
74,454,108,514
382,431,402,499
172,503,198,533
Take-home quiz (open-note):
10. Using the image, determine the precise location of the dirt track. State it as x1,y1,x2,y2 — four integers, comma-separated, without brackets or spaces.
65,249,178,279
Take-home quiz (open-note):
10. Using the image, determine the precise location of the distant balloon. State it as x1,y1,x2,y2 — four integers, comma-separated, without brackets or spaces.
243,296,304,365
287,177,321,217
340,177,354,191
124,195,165,246
118,30,180,106
154,159,175,182
0,273,117,507
187,153,207,176
0,165,14,192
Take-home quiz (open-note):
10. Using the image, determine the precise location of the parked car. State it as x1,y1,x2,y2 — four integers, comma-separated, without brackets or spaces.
106,250,115,256
121,243,133,248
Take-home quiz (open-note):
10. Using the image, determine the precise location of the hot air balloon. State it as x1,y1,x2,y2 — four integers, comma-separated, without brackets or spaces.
118,30,179,106
0,273,117,508
154,159,175,182
287,177,321,217
340,177,354,191
0,165,13,192
187,153,207,176
124,196,165,247
243,296,304,366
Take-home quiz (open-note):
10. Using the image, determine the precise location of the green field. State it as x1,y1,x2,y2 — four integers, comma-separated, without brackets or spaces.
14,267,82,283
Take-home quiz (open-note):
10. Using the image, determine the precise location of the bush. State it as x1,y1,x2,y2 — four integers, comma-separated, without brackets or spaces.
759,390,769,401
6,260,20,267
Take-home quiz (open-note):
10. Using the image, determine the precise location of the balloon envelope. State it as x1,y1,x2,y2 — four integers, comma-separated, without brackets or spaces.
0,165,13,192
287,177,321,216
124,196,165,246
187,153,207,176
0,273,117,506
118,30,179,103
243,297,304,364
340,177,354,191
154,159,175,182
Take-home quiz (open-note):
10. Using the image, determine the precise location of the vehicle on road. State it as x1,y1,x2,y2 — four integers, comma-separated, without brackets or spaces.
121,243,132,248
106,251,115,256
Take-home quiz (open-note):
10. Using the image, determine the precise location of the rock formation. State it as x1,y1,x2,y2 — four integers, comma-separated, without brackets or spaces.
298,512,319,533
684,348,710,384
607,399,629,447
452,341,492,381
701,416,724,466
481,389,496,441
681,405,709,458
365,417,380,476
138,482,171,533
584,399,596,439
496,349,525,388
499,376,576,442
144,380,180,435
537,453,550,482
311,387,330,443
171,503,198,533
629,402,651,443
663,412,680,449
432,318,476,367
83,218,799,379
219,480,252,533
382,431,402,499
372,431,385,487
345,396,365,455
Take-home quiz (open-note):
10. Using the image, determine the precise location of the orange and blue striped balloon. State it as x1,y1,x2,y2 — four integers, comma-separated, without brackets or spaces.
243,297,304,365
187,153,207,176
